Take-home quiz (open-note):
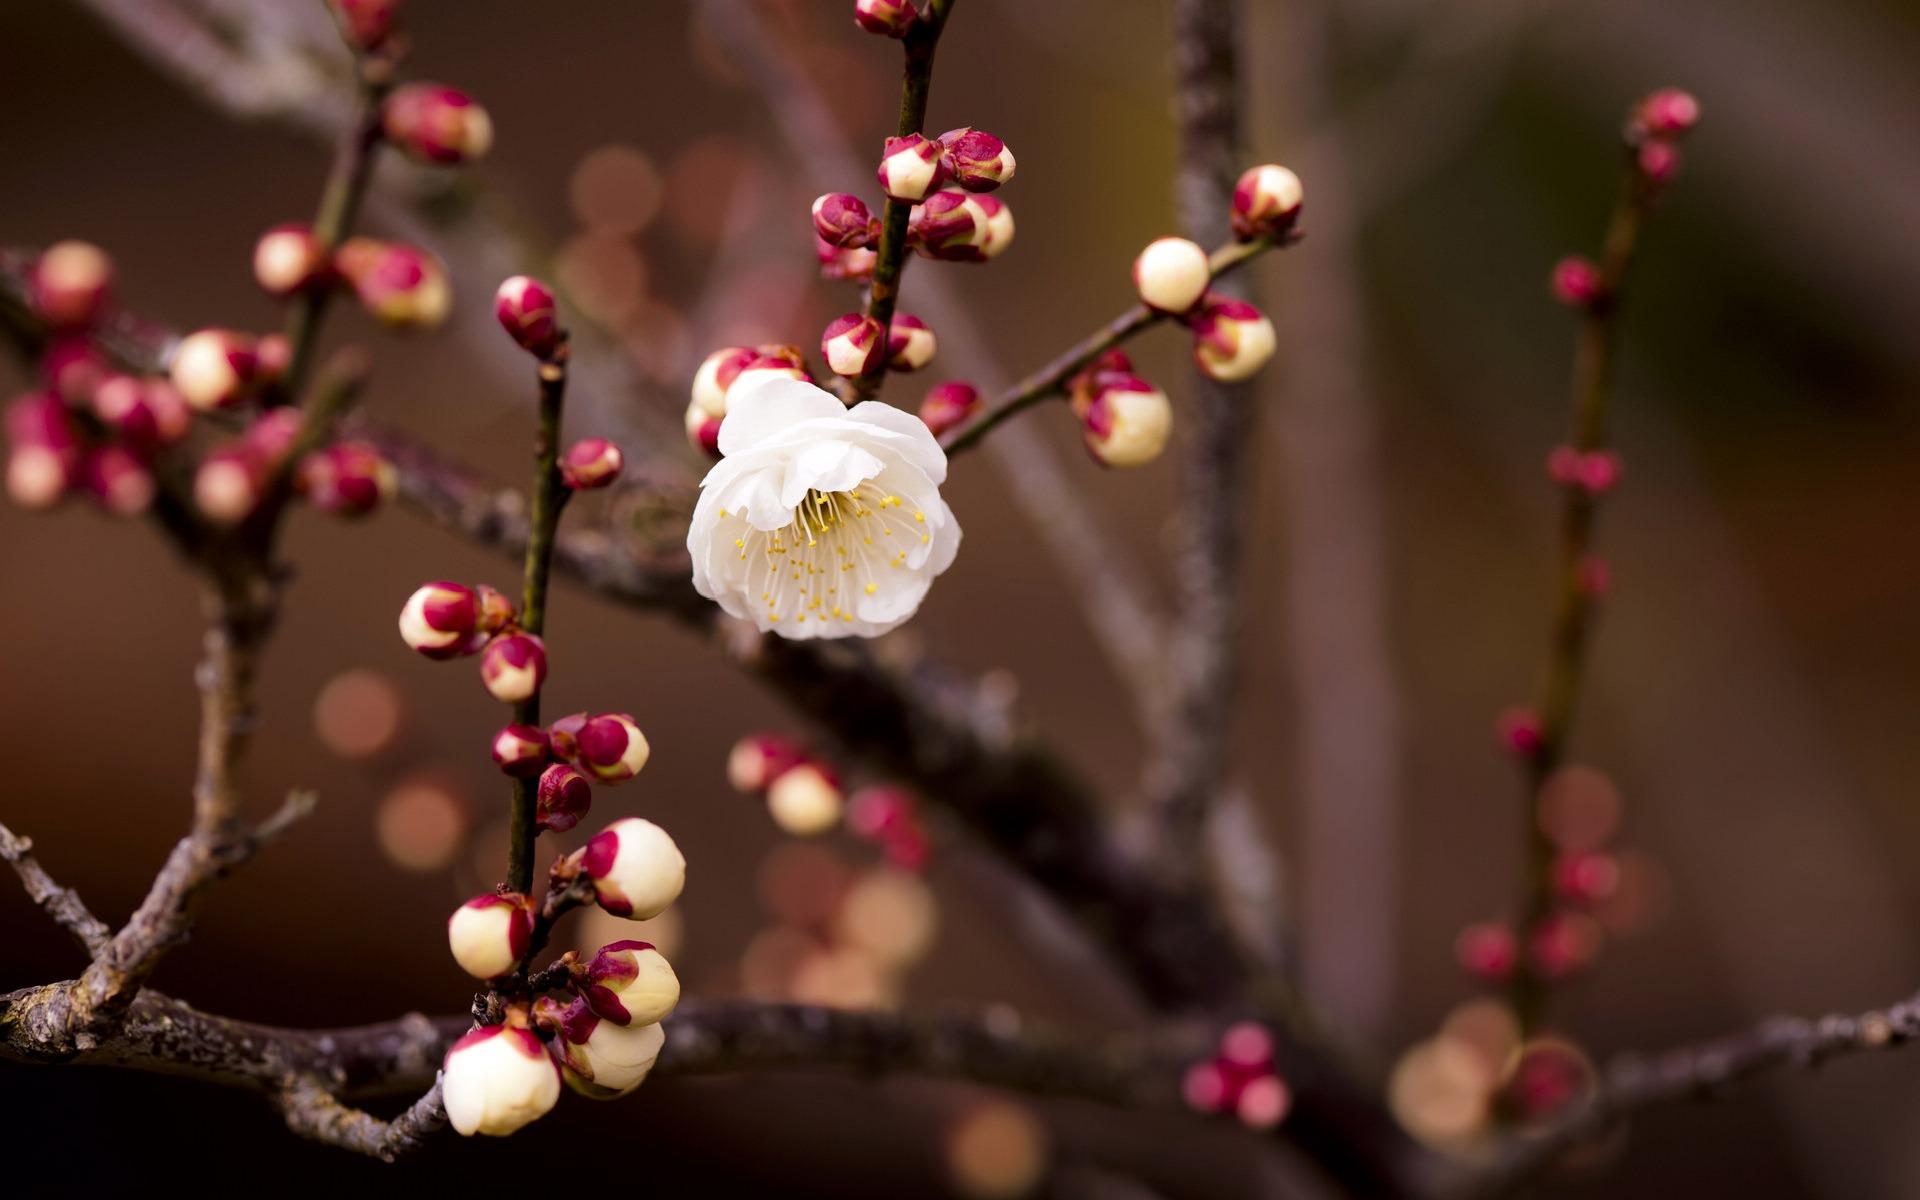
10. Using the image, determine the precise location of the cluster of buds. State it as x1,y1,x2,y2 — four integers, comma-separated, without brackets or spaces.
845,786,930,871
1067,349,1172,469
685,344,810,458
1181,1022,1292,1129
1625,87,1700,187
816,309,936,378
1545,445,1622,496
917,380,979,437
728,733,845,837
4,242,392,524
398,580,544,696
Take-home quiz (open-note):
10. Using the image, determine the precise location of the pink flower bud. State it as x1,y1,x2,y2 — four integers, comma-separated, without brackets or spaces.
816,235,878,283
1236,1074,1292,1129
1454,921,1518,981
684,401,723,460
1076,374,1172,468
551,1001,666,1099
5,393,80,511
193,444,264,526
480,632,547,703
442,1021,561,1137
582,817,686,919
560,437,623,490
1637,88,1700,137
886,312,937,372
767,762,844,836
690,345,753,418
41,338,110,404
1550,256,1603,308
170,329,260,412
243,408,305,472
298,441,397,517
727,733,808,793
29,241,114,330
974,194,1015,259
336,238,451,331
383,83,494,165
1183,1060,1230,1113
937,128,1016,192
547,712,588,762
1495,705,1545,758
537,763,593,833
327,0,400,51
575,713,651,783
821,312,887,377
447,892,533,979
1231,164,1304,241
578,939,681,1026
1133,237,1212,314
853,0,920,37
1187,294,1276,382
1502,1039,1594,1123
493,274,562,359
908,189,989,261
475,584,517,636
255,333,292,386
811,193,879,250
918,381,979,436
1636,139,1681,186
253,223,330,298
1578,451,1621,495
82,445,156,517
1529,911,1602,980
876,133,947,203
91,376,189,453
1554,850,1621,906
491,723,550,777
398,580,483,659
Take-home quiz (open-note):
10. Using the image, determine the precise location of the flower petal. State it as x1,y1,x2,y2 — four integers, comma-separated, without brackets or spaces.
717,375,847,456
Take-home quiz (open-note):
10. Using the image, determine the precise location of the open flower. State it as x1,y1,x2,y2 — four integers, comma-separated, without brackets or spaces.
687,375,960,639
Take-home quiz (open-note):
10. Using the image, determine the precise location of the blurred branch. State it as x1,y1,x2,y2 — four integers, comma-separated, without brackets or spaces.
0,821,112,956
1473,986,1920,1195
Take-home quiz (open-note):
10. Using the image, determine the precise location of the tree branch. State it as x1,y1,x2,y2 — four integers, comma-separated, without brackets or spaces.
0,821,112,956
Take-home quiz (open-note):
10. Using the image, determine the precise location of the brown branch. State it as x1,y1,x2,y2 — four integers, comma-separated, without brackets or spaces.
0,821,112,956
278,1078,448,1162
1472,987,1920,1195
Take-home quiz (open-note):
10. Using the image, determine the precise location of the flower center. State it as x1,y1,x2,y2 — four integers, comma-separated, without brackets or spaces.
731,482,930,627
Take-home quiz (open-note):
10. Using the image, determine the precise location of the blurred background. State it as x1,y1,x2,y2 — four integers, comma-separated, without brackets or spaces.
3,0,1919,1195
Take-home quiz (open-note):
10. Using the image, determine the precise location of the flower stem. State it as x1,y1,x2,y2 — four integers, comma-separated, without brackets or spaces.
506,348,571,895
1509,163,1656,1033
940,233,1291,456
845,0,956,404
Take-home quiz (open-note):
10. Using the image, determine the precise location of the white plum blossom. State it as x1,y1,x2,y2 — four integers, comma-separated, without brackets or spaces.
687,375,961,639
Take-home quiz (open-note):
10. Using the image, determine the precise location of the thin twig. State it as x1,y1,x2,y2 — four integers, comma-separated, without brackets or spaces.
277,1077,448,1162
0,821,112,956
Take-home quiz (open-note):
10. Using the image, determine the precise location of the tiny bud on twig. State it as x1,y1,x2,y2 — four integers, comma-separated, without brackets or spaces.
336,238,451,331
253,223,331,298
447,892,533,979
1549,256,1603,309
170,329,260,412
853,0,920,38
886,312,937,372
574,713,651,783
382,83,493,165
1230,164,1304,242
821,312,887,377
578,939,680,1027
767,762,844,836
536,763,593,833
29,241,114,330
877,133,948,203
936,127,1016,192
1133,236,1212,315
918,381,979,437
490,724,551,777
811,193,879,250
493,275,563,359
398,580,485,659
559,438,623,490
479,631,548,703
1186,294,1276,382
581,817,686,919
442,1019,561,1137
1076,374,1172,469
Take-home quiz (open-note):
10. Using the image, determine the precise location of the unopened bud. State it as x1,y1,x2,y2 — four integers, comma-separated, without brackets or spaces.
975,194,1015,259
1231,164,1304,241
1495,706,1544,758
327,0,400,51
727,732,808,793
241,410,303,474
383,83,493,165
1454,920,1518,981
1133,237,1211,314
886,312,937,372
42,338,110,404
908,189,990,261
918,381,979,436
1077,374,1172,468
1550,256,1603,308
255,333,292,386
442,1021,561,1137
552,1004,666,1099
767,762,844,836
1636,139,1681,186
253,223,330,298
480,632,547,703
447,892,533,979
91,376,189,453
1554,850,1621,906
853,0,920,37
5,393,80,511
537,763,593,833
560,438,623,490
1637,88,1700,138
170,329,260,412
547,712,588,762
816,235,878,283
193,444,264,526
1547,446,1621,495
29,241,114,330
579,939,680,1026
1529,911,1602,979
337,238,451,331
937,128,1016,192
491,723,550,777
575,713,650,783
82,445,156,517
1188,294,1276,382
475,583,517,635
877,133,946,203
582,817,686,919
812,193,878,250
298,441,396,517
822,312,887,377
684,400,723,459
398,580,483,659
494,275,562,359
